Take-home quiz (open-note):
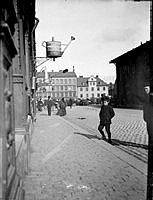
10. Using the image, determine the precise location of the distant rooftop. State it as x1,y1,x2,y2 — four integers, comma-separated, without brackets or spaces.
48,71,77,78
77,76,107,87
36,71,45,78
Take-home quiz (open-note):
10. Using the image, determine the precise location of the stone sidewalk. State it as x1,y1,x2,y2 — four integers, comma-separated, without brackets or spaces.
23,109,147,200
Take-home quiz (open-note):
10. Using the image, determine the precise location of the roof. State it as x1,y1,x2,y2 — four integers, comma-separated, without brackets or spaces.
77,76,107,87
48,71,77,78
77,77,89,87
36,71,45,78
96,77,107,86
109,40,151,64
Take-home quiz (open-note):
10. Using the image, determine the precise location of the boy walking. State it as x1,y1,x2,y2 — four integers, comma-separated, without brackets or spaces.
98,97,115,143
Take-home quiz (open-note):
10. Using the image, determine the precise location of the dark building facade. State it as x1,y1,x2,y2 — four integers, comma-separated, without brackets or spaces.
110,41,151,109
0,1,37,199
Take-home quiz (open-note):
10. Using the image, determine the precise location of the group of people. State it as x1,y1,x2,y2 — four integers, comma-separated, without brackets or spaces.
47,96,67,116
37,97,73,117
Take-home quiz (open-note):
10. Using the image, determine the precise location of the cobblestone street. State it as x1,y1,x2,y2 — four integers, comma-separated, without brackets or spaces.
64,106,148,163
23,107,148,200
65,106,148,145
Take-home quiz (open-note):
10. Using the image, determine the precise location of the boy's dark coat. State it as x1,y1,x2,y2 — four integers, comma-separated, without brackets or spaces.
99,105,115,124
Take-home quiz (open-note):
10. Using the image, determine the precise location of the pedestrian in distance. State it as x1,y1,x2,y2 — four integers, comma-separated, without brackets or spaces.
37,98,43,112
47,96,53,116
98,96,115,143
57,97,67,116
68,98,73,109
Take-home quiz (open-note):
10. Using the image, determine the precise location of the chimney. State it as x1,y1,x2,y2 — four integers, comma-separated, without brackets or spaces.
73,66,75,72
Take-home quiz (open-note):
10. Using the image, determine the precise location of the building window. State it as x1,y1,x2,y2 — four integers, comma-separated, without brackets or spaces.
91,87,94,91
92,93,94,98
73,92,76,97
97,93,100,97
61,92,64,97
69,79,71,84
60,79,63,84
86,94,88,98
73,79,76,84
65,92,68,97
86,87,88,91
103,86,105,90
80,94,83,98
80,87,83,91
60,85,63,90
52,79,55,84
90,82,92,86
69,91,72,97
93,82,95,86
73,85,76,90
97,87,100,91
64,79,67,84
68,86,72,91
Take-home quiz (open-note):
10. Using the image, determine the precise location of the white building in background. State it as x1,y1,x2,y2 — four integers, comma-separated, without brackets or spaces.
36,69,77,100
77,75,108,99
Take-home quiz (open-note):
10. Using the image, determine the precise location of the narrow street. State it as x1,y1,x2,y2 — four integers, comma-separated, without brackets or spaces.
23,106,148,200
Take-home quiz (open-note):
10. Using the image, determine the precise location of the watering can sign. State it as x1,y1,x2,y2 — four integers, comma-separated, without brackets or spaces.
42,37,62,59
42,36,75,61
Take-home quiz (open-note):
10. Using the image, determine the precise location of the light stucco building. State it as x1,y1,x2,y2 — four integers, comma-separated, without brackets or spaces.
77,75,108,100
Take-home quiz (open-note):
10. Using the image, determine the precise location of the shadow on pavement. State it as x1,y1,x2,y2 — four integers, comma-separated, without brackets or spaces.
74,132,99,140
74,132,148,149
111,139,148,150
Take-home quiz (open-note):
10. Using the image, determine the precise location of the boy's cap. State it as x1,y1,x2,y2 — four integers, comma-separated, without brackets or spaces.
144,81,150,87
103,96,110,102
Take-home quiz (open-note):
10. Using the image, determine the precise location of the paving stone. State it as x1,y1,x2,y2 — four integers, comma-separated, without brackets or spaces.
23,108,147,200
